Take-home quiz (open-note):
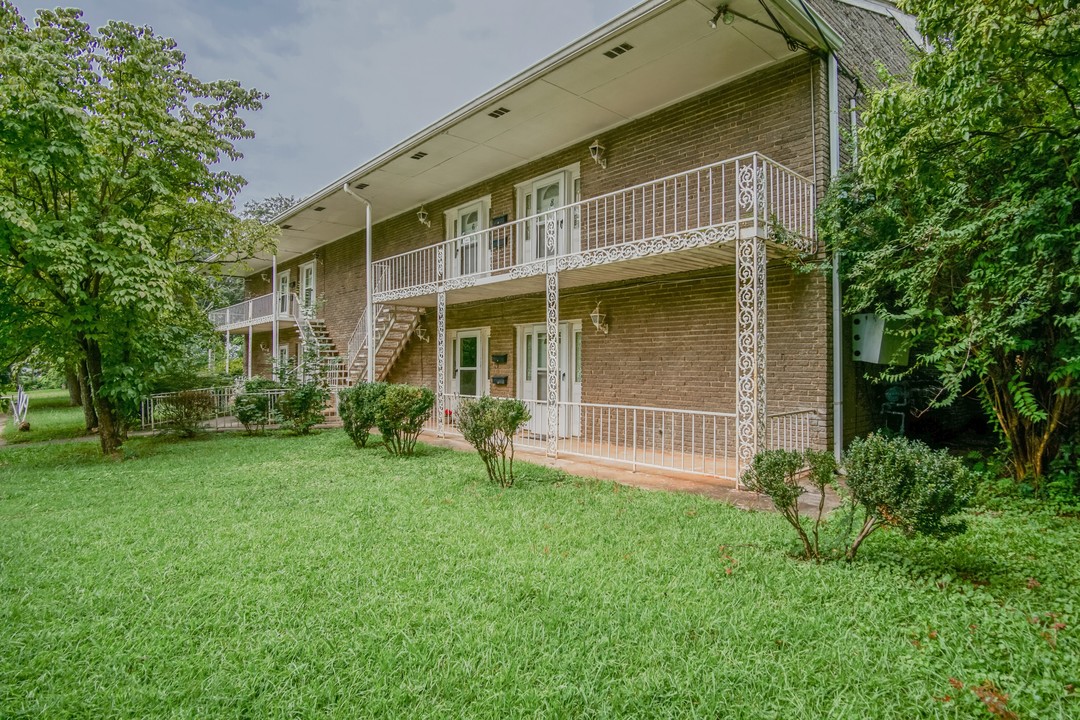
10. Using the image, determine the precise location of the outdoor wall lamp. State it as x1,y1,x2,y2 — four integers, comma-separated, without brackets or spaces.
590,301,609,335
417,206,431,228
414,327,430,343
708,5,735,28
588,139,607,169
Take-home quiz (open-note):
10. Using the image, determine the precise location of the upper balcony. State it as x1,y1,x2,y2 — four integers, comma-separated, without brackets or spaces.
210,292,302,332
372,153,815,306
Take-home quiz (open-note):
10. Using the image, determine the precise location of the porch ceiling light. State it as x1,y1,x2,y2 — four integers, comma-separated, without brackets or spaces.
708,5,734,28
417,206,431,228
590,302,609,335
589,139,607,169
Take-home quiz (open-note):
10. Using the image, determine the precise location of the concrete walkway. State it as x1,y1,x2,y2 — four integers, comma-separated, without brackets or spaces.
420,432,840,514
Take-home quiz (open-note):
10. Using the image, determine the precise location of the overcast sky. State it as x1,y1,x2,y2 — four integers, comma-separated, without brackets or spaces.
16,0,633,205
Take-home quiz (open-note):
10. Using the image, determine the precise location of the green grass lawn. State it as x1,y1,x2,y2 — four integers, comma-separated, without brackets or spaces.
0,431,1076,718
2,388,89,444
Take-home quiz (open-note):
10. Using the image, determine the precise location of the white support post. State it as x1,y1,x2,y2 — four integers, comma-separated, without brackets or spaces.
734,204,768,484
271,255,279,375
224,329,230,375
208,348,213,373
436,288,446,438
545,211,560,457
246,324,253,379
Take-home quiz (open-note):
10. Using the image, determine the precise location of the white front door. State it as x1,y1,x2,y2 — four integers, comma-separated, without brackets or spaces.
452,330,485,398
526,176,564,263
520,322,580,437
452,202,484,278
277,270,291,315
299,261,316,316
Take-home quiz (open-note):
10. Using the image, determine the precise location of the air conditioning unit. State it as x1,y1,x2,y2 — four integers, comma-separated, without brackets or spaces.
852,314,910,365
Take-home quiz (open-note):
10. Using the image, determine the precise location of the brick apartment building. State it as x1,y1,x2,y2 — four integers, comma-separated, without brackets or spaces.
210,0,919,482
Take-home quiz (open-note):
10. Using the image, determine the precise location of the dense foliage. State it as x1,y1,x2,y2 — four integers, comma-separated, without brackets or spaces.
338,381,388,448
275,383,329,435
232,379,280,435
818,0,1080,485
374,385,434,457
456,396,531,487
0,5,272,454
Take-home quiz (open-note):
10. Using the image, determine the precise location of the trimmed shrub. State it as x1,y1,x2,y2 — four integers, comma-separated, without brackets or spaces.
843,433,975,561
457,396,531,487
158,390,215,438
375,384,434,457
233,378,281,435
339,381,388,448
276,382,329,435
742,449,838,560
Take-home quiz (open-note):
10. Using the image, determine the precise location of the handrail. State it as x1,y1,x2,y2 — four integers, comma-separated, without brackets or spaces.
371,152,817,299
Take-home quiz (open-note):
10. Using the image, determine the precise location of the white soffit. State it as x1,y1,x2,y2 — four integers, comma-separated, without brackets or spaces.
244,0,841,274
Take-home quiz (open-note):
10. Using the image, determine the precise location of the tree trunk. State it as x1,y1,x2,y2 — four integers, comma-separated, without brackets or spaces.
64,364,82,406
77,358,98,432
81,338,123,455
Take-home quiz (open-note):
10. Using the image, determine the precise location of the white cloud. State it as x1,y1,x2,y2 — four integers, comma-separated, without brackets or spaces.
21,0,631,204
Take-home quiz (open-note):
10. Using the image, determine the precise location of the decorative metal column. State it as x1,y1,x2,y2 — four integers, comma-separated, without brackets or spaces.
734,233,768,483
436,292,447,437
545,211,560,457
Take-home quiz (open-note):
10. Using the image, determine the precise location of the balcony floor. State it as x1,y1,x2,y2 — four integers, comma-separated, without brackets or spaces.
381,229,793,308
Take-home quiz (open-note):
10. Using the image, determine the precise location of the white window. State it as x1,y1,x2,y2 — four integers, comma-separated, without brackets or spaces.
445,196,491,277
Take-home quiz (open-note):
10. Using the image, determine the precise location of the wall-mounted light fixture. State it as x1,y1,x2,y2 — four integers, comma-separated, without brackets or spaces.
417,206,431,228
590,301,609,335
414,327,430,343
589,139,607,169
708,4,735,28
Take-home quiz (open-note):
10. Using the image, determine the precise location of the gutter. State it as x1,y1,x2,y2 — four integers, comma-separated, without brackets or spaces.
828,52,843,460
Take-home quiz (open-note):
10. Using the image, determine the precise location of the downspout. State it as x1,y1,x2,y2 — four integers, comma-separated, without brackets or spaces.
271,254,279,377
828,52,843,461
343,184,375,383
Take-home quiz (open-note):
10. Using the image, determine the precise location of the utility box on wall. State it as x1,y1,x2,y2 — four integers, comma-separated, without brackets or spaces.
852,314,910,366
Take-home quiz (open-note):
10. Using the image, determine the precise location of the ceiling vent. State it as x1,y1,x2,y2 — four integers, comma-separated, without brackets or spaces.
603,42,634,59
487,106,511,118
353,182,369,189
410,150,429,160
313,206,326,212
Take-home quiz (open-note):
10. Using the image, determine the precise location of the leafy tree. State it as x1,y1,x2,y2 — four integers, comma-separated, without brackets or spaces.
819,0,1080,483
242,194,298,224
0,6,274,454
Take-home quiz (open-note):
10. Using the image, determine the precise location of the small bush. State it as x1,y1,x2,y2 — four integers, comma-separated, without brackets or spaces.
742,449,838,560
158,390,215,438
375,384,434,457
339,381,388,448
457,396,531,487
234,394,270,435
843,432,975,561
276,382,329,435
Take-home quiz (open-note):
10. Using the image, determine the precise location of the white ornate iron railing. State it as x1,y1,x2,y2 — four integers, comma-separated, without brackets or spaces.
430,394,739,479
209,292,279,331
372,152,815,301
766,408,818,454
